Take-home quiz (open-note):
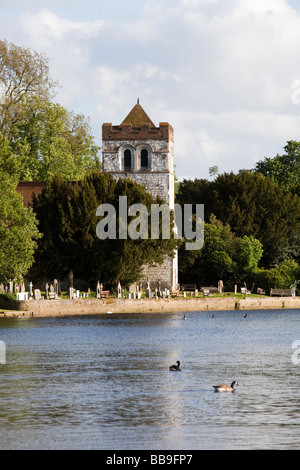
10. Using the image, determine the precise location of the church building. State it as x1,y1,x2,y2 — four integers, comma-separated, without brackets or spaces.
102,101,178,290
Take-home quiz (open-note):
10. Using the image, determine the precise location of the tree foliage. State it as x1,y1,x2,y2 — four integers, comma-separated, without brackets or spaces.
0,40,101,181
176,171,300,267
254,140,300,192
0,39,56,136
178,216,263,287
0,173,41,282
9,97,101,181
31,172,179,288
253,260,300,294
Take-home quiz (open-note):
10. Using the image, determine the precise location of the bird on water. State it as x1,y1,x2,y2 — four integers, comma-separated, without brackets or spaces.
213,380,238,392
169,360,181,371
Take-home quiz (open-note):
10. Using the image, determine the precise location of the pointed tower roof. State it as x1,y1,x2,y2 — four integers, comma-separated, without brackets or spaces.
120,100,156,128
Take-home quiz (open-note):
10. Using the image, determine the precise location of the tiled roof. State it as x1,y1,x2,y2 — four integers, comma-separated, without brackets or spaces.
120,103,156,128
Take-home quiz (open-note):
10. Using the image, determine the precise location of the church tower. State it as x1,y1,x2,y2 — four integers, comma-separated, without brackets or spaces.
102,101,177,289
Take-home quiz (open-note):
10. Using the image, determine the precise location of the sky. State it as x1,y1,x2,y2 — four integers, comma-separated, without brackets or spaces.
1,0,300,180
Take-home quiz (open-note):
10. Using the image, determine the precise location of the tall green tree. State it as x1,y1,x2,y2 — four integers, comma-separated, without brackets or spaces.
178,216,263,288
0,173,41,282
9,97,101,181
31,172,179,287
176,172,300,267
254,140,300,192
0,40,100,181
0,39,56,137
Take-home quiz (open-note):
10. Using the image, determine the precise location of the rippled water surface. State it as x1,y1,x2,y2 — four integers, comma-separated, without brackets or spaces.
0,309,300,449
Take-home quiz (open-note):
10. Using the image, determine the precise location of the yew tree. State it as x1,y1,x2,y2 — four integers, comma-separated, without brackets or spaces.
31,172,179,288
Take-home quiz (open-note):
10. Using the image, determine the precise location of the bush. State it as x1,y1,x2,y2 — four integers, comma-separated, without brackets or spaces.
0,292,16,301
253,260,300,294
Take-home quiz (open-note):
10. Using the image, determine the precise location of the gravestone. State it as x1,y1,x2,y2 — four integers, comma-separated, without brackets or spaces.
48,284,56,299
117,282,122,298
53,279,59,296
34,289,42,300
96,281,101,299
17,292,28,300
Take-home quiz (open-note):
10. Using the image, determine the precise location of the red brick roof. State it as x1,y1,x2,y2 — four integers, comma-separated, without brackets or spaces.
120,103,156,128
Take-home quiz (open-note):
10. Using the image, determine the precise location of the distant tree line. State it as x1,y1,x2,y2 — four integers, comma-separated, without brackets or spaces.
176,169,300,292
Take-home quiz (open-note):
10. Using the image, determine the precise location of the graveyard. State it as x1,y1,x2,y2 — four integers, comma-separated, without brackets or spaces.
1,278,300,317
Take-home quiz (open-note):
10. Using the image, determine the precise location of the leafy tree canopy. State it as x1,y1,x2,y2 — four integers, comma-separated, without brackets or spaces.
253,260,300,294
0,172,41,282
31,172,179,288
176,171,300,267
0,39,56,135
178,215,263,287
254,140,300,192
9,97,101,181
0,40,101,181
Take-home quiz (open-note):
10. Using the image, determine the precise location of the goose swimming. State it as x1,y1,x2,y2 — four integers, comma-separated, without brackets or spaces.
169,360,181,371
213,380,238,392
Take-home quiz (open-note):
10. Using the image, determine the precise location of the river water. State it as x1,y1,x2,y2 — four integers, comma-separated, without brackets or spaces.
0,309,300,450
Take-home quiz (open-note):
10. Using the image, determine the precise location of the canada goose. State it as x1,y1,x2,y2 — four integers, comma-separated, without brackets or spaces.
213,380,238,392
169,360,181,371
244,313,248,318
183,315,187,319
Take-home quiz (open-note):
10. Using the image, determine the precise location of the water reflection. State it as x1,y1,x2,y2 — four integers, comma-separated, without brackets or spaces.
0,310,300,449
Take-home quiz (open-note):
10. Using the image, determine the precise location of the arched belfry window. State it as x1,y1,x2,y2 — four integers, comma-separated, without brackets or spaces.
124,149,132,171
140,149,149,169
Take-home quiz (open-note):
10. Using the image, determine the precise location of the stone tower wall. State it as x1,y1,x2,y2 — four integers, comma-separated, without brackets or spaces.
102,112,177,289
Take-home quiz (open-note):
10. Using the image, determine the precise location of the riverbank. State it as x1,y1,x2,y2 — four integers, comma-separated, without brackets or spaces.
1,295,300,317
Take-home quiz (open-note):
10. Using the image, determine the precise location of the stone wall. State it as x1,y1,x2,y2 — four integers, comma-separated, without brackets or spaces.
2,296,300,317
109,172,173,205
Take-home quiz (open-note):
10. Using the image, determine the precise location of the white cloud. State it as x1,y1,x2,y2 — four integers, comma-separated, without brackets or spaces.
20,8,103,45
1,0,300,179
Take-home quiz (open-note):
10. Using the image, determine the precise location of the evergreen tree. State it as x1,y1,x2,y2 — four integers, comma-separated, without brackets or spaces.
31,172,179,288
176,172,300,267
